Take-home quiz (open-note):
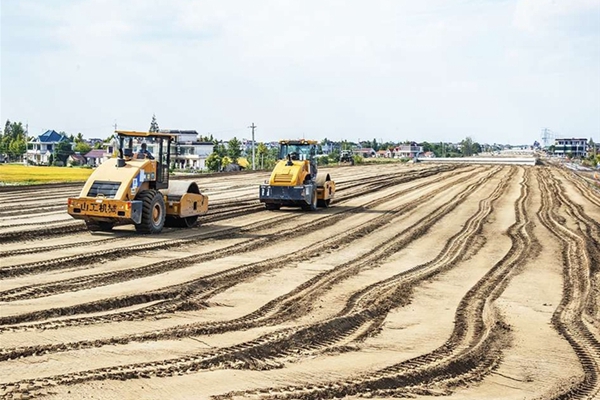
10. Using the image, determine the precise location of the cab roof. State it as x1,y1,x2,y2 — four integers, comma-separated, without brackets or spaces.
115,130,175,139
279,139,317,145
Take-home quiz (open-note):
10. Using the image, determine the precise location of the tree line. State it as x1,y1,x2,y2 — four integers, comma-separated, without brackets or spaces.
0,119,104,165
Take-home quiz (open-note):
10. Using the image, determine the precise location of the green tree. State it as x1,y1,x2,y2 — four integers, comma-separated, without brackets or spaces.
8,138,26,160
74,142,92,154
256,142,270,169
328,149,340,164
76,132,84,143
227,137,242,164
3,120,10,136
461,137,474,157
2,121,26,161
10,122,25,141
213,141,226,157
149,114,159,133
0,120,10,155
421,141,433,153
54,140,74,165
371,138,379,151
206,152,222,172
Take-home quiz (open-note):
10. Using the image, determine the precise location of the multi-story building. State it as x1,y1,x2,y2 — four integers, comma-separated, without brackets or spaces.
160,130,214,170
393,144,423,159
553,138,588,158
26,130,69,165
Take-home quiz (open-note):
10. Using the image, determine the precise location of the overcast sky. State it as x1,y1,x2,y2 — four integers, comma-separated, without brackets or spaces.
1,0,599,145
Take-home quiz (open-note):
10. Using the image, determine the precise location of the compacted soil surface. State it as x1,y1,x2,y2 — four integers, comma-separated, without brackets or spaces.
0,163,598,400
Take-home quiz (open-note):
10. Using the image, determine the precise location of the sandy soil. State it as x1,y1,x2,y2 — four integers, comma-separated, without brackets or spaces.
0,163,598,400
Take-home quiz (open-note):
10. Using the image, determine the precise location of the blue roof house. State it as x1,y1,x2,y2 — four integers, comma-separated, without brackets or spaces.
27,130,70,165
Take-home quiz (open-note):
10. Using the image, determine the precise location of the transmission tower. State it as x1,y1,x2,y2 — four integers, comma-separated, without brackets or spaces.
541,128,555,148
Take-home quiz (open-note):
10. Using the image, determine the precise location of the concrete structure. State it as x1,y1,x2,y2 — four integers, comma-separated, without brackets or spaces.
554,138,588,158
26,130,69,165
420,157,538,166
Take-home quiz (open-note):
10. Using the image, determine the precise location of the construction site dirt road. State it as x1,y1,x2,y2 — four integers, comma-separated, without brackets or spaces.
1,163,598,400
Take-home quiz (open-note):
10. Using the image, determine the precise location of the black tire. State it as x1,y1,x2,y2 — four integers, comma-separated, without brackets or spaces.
135,190,166,233
265,203,281,211
165,215,198,228
85,221,114,232
317,199,330,208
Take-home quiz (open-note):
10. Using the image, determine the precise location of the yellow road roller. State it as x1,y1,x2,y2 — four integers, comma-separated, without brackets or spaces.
259,139,335,211
67,130,208,233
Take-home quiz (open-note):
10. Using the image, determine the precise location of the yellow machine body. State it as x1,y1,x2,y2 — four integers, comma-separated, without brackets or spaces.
259,139,335,210
67,131,208,233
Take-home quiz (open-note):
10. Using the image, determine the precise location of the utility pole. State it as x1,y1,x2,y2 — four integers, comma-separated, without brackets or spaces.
248,122,257,170
24,123,29,164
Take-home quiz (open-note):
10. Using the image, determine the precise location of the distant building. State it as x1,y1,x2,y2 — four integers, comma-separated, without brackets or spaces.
85,149,112,167
161,130,214,170
393,144,423,159
353,148,376,158
26,130,69,165
554,138,588,158
68,153,86,166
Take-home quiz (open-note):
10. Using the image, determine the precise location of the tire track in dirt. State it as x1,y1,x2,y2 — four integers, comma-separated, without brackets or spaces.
556,165,600,209
0,168,505,397
0,200,239,228
0,205,65,218
534,167,600,400
215,166,538,399
0,166,465,291
0,192,80,208
0,199,264,255
0,167,448,244
554,167,600,332
0,166,480,332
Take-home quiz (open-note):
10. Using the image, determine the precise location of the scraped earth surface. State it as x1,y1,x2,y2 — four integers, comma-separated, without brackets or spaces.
0,163,598,400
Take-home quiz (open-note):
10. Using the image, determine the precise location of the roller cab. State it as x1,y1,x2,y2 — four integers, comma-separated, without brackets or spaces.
259,139,335,211
68,130,208,233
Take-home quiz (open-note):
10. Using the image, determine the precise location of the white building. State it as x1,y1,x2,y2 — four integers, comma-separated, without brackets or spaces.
26,130,69,165
161,130,214,170
554,138,588,158
394,144,423,159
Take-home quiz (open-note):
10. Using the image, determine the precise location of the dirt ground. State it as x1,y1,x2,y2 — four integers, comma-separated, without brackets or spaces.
0,163,598,400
